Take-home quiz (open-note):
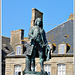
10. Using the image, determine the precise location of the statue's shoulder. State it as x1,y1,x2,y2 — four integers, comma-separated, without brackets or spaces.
30,26,34,29
29,26,36,31
33,26,39,30
30,26,38,29
30,26,39,31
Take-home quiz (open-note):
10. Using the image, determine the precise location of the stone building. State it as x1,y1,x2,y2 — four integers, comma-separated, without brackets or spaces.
2,36,14,75
46,14,74,75
2,29,26,75
4,9,74,75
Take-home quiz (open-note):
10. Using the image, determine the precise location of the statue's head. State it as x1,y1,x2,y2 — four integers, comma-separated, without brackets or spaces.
35,18,43,28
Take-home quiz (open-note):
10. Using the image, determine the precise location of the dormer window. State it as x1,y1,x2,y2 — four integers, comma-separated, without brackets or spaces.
15,44,24,55
58,43,67,54
16,46,21,55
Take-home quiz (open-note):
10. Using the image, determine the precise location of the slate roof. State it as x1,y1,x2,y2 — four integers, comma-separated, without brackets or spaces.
6,43,30,57
2,36,14,54
2,36,14,60
6,49,26,57
46,20,73,54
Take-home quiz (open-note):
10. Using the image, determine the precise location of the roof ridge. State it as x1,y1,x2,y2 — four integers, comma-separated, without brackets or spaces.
7,51,15,56
46,20,73,34
2,36,10,39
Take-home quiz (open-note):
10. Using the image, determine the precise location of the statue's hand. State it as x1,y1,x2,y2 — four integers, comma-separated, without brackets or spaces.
39,43,46,48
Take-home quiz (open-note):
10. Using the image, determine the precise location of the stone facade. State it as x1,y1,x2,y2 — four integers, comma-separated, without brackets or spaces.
5,57,26,75
15,44,25,55
5,54,74,75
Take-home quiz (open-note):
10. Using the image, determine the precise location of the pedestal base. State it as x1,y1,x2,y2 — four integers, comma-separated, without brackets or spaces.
23,71,48,75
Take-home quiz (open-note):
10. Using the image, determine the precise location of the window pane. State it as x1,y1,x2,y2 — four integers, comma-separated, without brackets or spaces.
16,46,21,55
44,65,51,75
15,65,21,75
48,65,51,70
15,72,18,75
58,64,61,70
59,44,66,54
58,64,66,75
58,71,61,75
62,71,65,75
48,72,50,75
62,65,65,70
44,65,47,71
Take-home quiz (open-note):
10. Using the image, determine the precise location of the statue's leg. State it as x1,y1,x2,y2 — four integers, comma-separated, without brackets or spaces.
25,56,31,71
39,49,44,72
31,57,35,71
31,48,35,71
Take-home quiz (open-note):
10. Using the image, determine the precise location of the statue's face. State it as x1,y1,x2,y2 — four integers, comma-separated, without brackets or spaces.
36,18,42,27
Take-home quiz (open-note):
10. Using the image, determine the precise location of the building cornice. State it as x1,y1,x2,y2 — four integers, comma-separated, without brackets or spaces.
51,54,74,57
5,54,74,58
5,55,26,58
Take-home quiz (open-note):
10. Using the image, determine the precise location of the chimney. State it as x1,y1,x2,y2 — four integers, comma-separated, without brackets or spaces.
30,8,43,27
68,13,74,20
10,29,24,50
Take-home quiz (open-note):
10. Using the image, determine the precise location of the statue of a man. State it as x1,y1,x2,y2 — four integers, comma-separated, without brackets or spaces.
25,18,51,72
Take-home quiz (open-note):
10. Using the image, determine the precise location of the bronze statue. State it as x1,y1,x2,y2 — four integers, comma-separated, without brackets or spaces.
24,18,51,73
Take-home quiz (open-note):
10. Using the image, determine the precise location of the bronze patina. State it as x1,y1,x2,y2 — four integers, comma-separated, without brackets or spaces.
23,18,51,75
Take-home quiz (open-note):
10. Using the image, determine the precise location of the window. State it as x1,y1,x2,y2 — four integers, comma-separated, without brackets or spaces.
15,65,21,75
57,64,66,75
16,46,21,55
58,44,66,54
44,64,51,75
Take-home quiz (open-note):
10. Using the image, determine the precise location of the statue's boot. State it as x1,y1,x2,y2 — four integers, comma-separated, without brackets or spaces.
40,58,44,72
31,59,35,71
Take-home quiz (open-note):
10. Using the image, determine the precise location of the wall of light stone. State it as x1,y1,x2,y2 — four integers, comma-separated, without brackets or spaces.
5,56,74,75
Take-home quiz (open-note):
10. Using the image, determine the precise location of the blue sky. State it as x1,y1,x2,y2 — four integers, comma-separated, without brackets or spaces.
2,0,73,37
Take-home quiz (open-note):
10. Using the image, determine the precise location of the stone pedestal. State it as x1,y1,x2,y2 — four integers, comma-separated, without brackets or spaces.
23,71,48,75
